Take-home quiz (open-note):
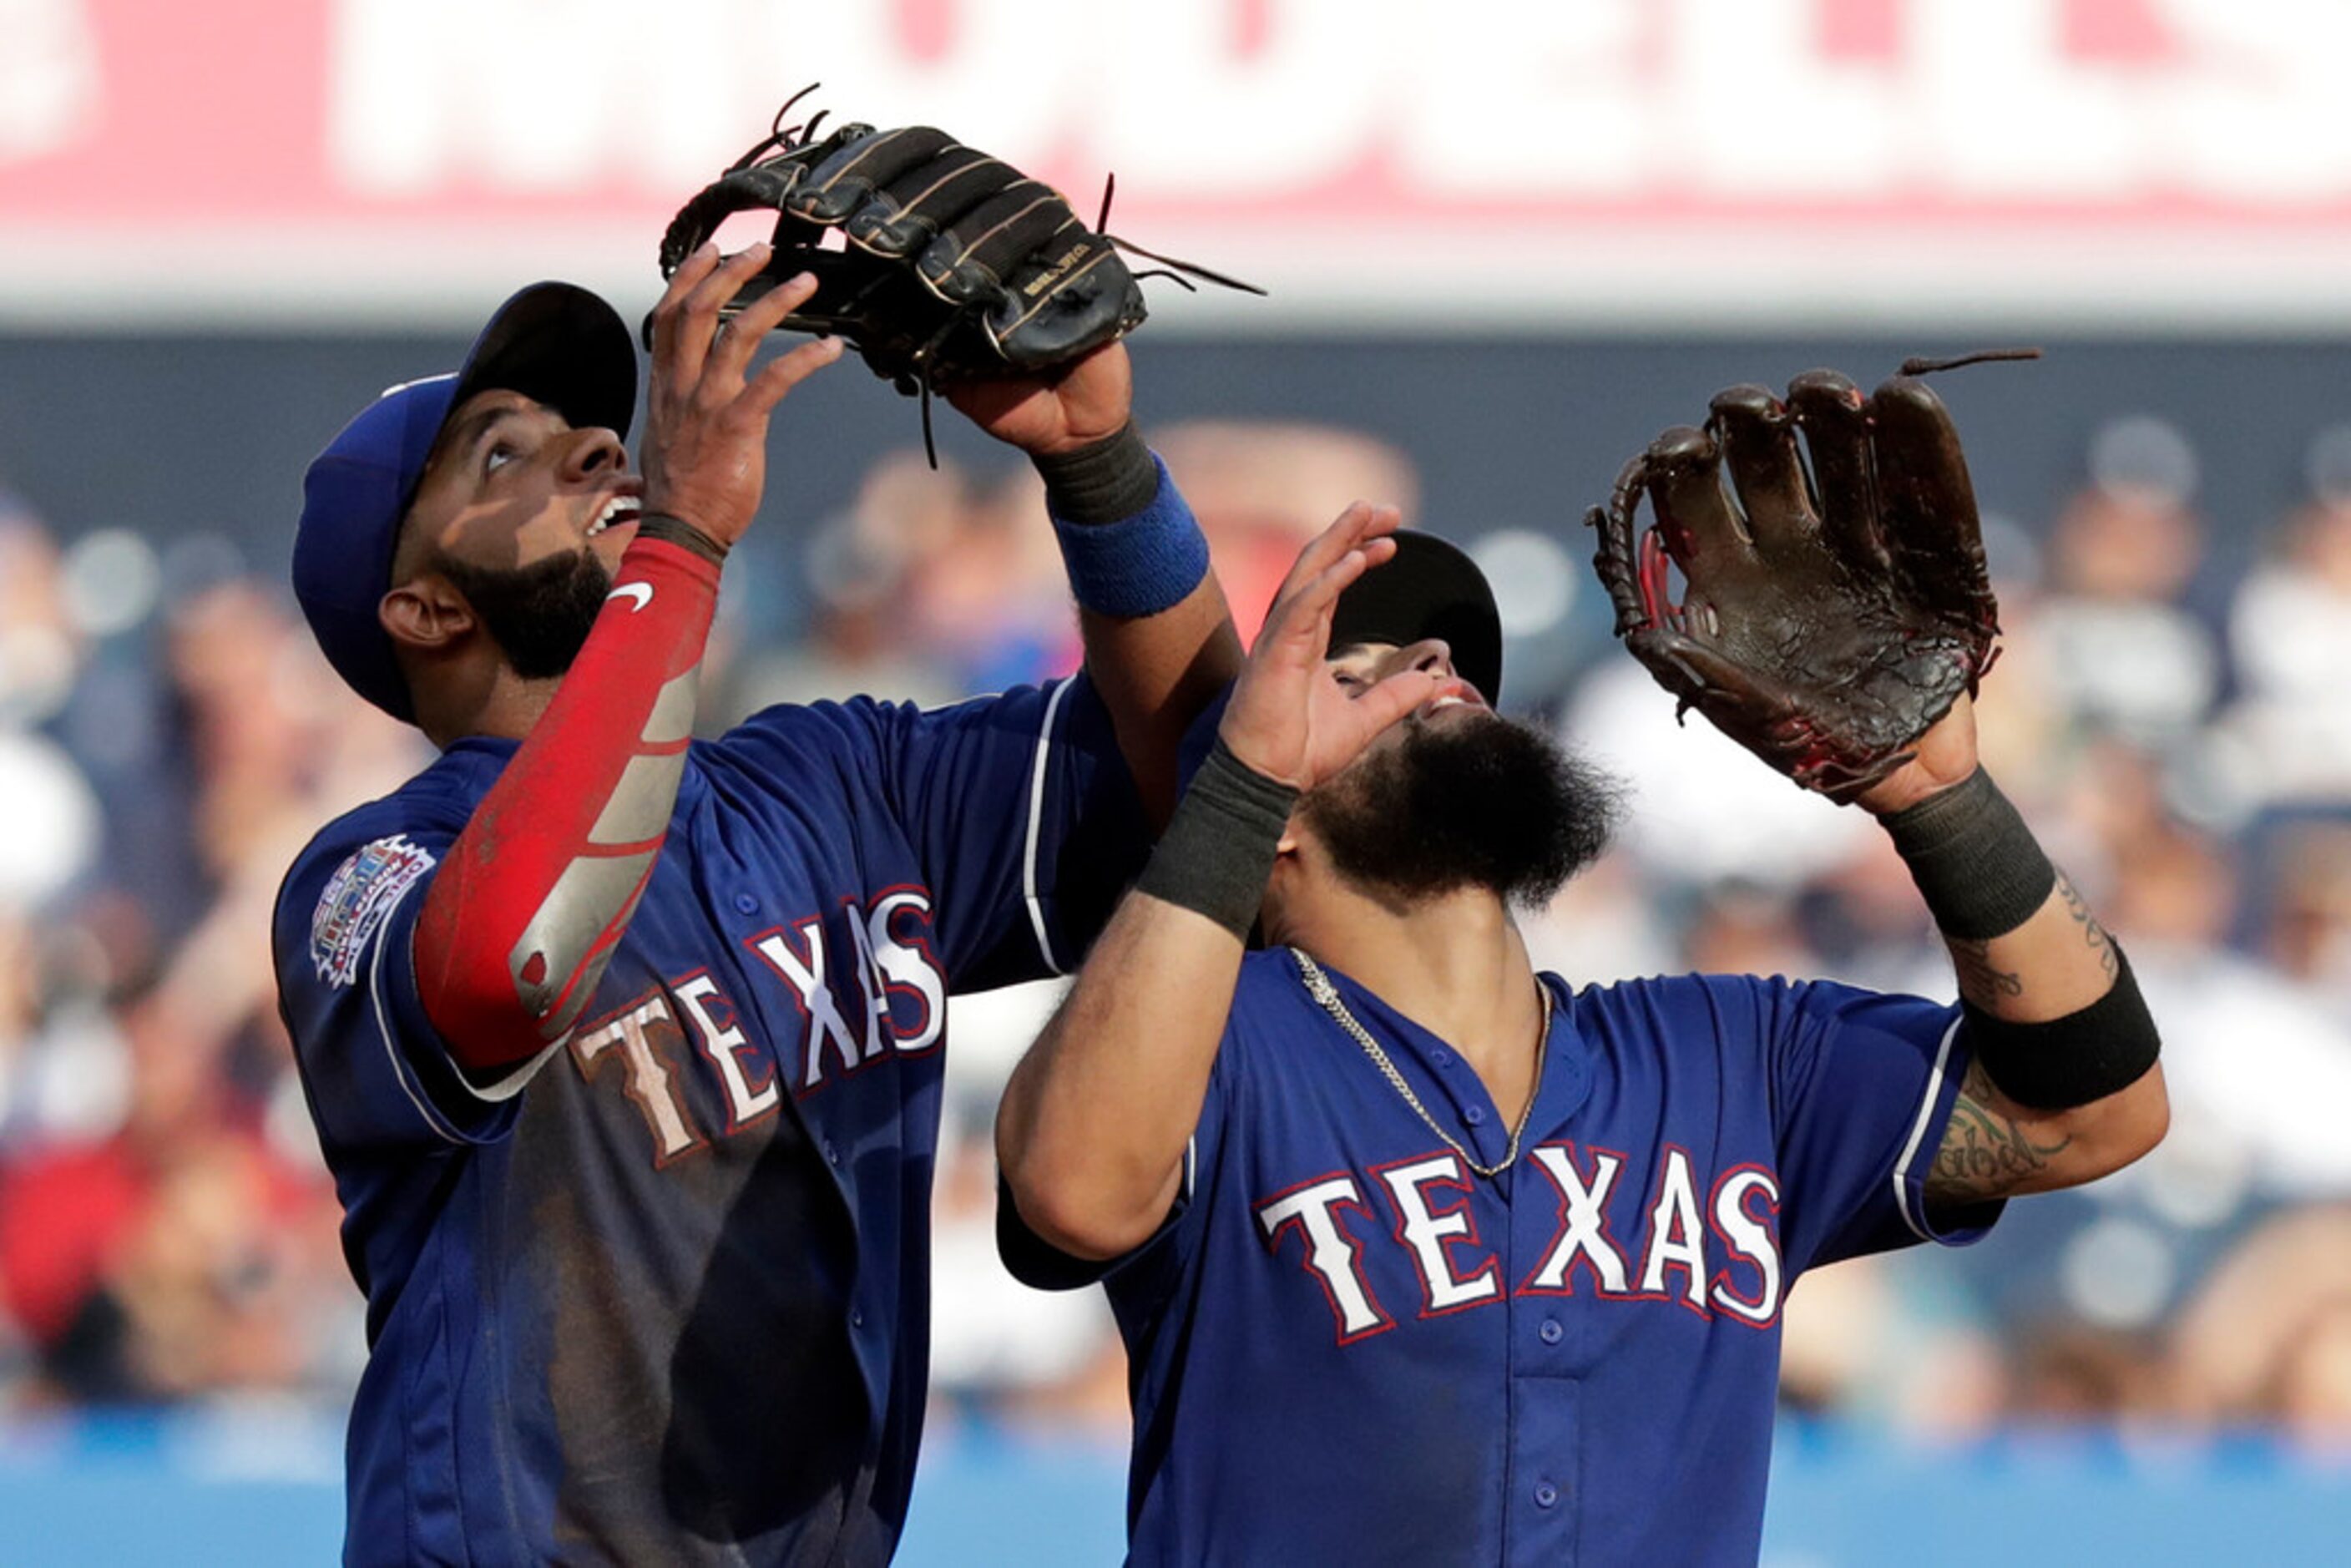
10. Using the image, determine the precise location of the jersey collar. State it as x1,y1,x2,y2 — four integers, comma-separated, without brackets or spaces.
1300,959,1595,1159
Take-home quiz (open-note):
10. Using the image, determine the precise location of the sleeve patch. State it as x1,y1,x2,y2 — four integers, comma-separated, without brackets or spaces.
311,834,437,988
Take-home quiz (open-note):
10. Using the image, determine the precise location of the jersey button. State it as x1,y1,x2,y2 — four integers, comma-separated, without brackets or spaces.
733,893,760,915
824,1141,842,1167
1430,1049,1453,1067
1534,1482,1560,1509
1464,1105,1487,1126
1539,1318,1564,1345
851,1308,865,1328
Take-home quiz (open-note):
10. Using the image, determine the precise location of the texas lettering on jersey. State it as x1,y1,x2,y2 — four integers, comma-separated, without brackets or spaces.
1256,1141,1785,1343
566,886,948,1166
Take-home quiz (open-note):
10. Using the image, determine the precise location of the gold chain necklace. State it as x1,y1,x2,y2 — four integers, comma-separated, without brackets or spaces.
1290,948,1550,1181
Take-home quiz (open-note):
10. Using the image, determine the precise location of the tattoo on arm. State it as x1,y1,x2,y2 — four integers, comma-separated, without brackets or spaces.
1946,868,2120,1009
1948,938,2023,1006
2055,869,2121,980
1925,1060,2074,1209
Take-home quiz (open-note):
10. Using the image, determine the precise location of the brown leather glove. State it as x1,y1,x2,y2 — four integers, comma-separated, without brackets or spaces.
1585,368,2002,799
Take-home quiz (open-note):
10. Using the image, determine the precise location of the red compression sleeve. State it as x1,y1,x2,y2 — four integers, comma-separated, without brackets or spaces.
414,535,719,1074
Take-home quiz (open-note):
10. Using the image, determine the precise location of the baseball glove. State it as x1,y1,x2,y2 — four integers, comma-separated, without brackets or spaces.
1585,357,2022,799
659,91,1256,454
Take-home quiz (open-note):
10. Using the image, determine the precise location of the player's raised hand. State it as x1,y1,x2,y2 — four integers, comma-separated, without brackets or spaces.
1853,690,1980,816
943,337,1133,457
1220,503,1446,792
640,241,845,548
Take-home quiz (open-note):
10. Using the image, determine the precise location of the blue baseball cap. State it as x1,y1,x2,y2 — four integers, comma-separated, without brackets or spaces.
293,281,638,721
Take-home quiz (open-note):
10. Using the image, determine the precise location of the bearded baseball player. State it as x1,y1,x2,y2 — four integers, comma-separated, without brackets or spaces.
271,127,1245,1563
995,372,2168,1565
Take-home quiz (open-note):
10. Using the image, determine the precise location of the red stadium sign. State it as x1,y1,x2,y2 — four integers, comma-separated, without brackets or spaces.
6,0,2351,326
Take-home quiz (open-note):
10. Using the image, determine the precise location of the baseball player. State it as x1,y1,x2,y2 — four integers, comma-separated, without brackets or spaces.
994,377,2170,1565
271,233,1240,1561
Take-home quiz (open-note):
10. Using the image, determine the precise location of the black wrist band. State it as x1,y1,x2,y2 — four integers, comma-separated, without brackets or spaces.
1135,740,1299,939
1882,767,2055,942
634,513,728,567
1031,421,1158,525
1963,945,2161,1110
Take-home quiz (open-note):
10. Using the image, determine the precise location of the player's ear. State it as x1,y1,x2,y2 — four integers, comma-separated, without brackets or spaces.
380,574,477,653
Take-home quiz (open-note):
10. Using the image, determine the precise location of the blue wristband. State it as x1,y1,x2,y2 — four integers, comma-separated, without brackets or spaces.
1050,455,1211,619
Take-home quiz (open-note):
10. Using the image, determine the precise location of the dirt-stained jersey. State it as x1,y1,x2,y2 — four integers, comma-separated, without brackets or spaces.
278,676,1143,1565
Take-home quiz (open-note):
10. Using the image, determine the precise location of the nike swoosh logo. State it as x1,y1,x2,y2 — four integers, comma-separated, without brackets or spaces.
607,582,654,612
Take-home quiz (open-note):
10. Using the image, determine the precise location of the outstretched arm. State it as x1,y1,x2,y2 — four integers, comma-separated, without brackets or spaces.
1853,699,2169,1212
1588,367,2162,1214
997,505,1442,1260
414,247,842,1075
948,343,1242,827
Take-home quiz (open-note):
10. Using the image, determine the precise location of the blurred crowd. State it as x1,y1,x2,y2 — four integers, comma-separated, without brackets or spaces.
3,404,2349,1459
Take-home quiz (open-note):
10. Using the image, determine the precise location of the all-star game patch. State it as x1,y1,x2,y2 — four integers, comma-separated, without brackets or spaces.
311,835,437,988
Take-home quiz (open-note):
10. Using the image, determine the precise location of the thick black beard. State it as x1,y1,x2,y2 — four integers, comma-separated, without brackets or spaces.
433,547,614,680
1302,710,1623,908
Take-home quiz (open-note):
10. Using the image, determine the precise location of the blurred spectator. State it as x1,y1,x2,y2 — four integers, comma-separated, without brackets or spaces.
927,980,1127,1439
2110,807,2351,1201
2261,822,2351,1018
928,1091,1126,1440
2032,423,2220,750
2220,469,2351,808
1781,1253,2002,1432
0,972,350,1406
726,452,968,714
2171,1206,2351,1444
1519,847,1678,991
1681,883,1815,979
921,463,1089,691
0,505,81,729
2009,1322,2171,1424
0,729,99,916
0,492,411,1412
1563,658,1873,892
1151,422,1419,645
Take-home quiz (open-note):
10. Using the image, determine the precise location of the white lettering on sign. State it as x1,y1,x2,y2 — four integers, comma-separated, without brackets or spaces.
1676,0,1904,197
329,0,747,193
1396,2,1655,197
1094,0,1388,194
0,0,100,164
2155,0,2351,203
321,0,2351,205
1914,0,2146,199
745,2,1081,158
